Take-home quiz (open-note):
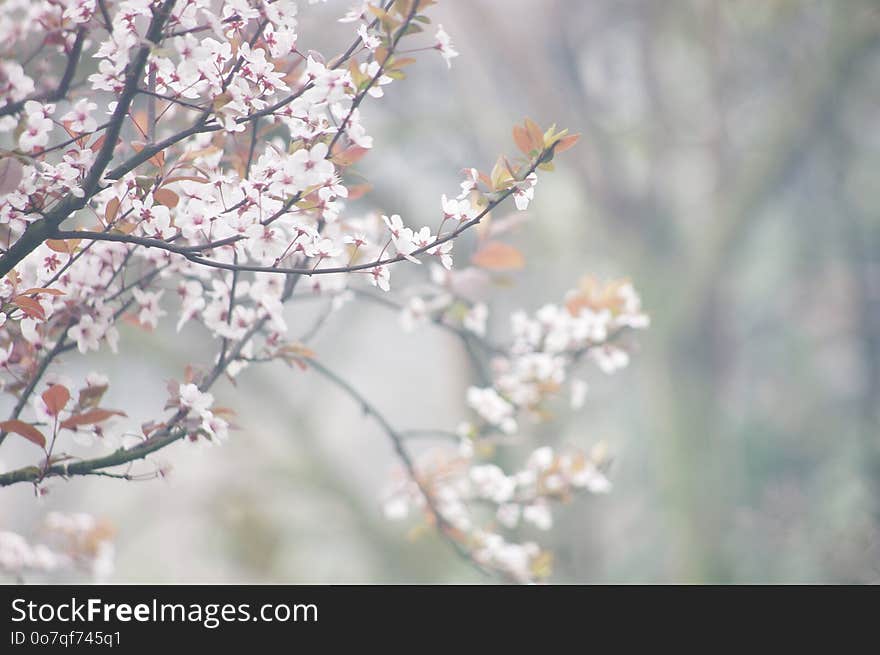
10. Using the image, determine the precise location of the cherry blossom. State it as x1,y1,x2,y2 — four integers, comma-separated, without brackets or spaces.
441,193,478,224
68,315,102,354
369,265,391,292
0,512,114,581
289,143,336,187
0,61,34,108
18,102,54,152
435,24,459,69
178,383,214,418
357,25,381,52
60,99,98,133
512,172,537,211
131,288,166,329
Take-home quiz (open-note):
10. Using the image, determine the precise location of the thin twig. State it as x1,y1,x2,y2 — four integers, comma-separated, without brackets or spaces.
0,28,87,117
304,356,493,579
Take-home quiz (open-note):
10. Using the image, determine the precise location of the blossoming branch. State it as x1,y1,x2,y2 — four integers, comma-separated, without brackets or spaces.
0,0,646,583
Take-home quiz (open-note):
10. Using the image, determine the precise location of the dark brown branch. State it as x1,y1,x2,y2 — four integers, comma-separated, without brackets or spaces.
96,0,113,31
0,0,508,498
0,28,87,118
51,230,208,256
0,0,398,276
0,330,70,447
51,3,438,273
0,0,178,278
104,16,272,181
138,87,207,113
104,121,220,181
17,121,112,158
0,309,257,488
0,255,308,488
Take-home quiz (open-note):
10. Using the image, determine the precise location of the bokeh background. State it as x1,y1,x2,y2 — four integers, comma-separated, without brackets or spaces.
3,0,880,583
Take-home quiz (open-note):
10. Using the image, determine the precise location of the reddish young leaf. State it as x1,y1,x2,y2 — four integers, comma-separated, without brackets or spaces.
471,241,526,271
60,408,126,430
78,384,108,409
373,46,389,66
153,188,179,208
524,118,543,151
330,145,370,166
131,111,150,138
21,287,65,296
113,221,138,235
346,183,373,200
105,197,121,223
42,384,70,416
513,124,532,155
60,120,79,139
131,141,164,168
0,420,46,449
149,150,165,168
120,313,147,329
12,295,46,320
89,133,109,153
279,342,316,359
553,133,580,155
46,238,79,254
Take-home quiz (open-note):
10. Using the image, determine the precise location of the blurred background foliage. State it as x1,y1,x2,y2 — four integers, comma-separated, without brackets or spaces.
3,0,880,583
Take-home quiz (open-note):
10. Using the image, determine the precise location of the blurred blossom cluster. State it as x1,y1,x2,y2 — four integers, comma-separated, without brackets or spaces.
383,277,647,581
0,512,114,580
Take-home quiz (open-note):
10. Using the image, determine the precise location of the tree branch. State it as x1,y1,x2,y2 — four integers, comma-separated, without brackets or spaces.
0,0,178,278
328,0,421,151
0,253,309,488
303,356,493,579
60,149,548,278
0,28,87,118
0,330,70,447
